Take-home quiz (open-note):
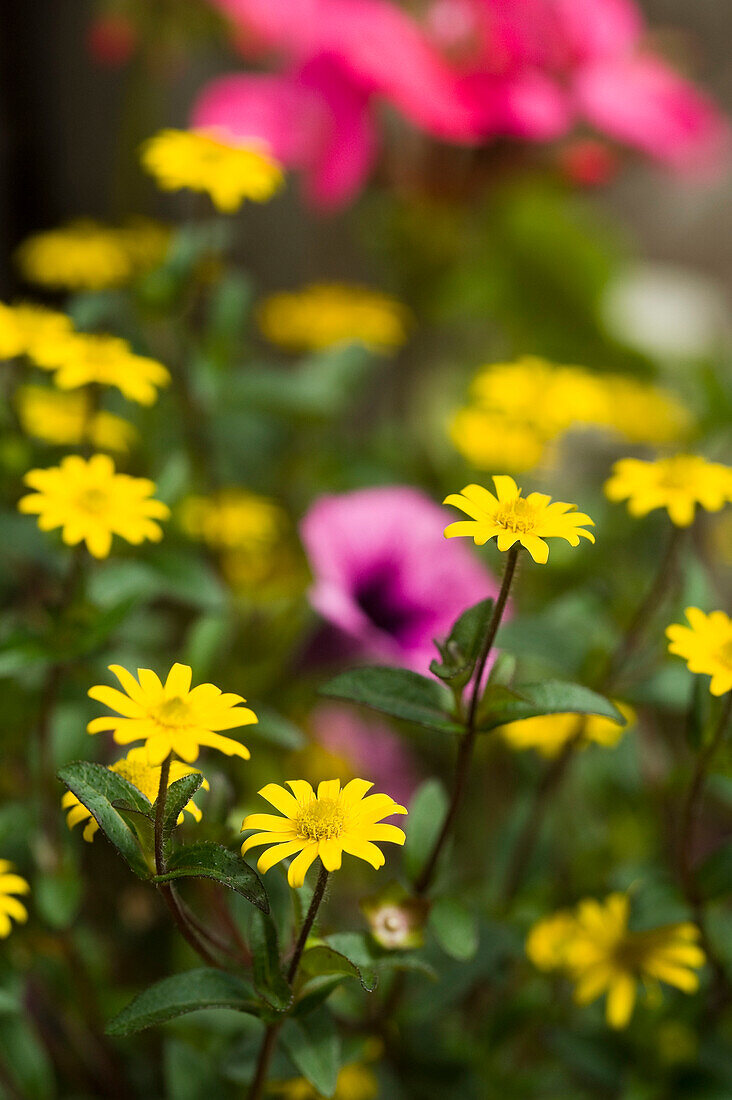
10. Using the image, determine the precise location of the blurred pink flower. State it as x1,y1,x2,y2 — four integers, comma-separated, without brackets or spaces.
310,702,421,807
193,0,727,206
300,486,499,673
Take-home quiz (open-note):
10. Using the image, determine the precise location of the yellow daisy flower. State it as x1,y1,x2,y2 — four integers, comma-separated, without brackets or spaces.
16,385,136,453
16,221,135,291
527,894,705,1028
30,333,170,407
179,489,287,552
500,703,634,757
258,283,410,354
241,779,407,888
62,747,209,842
0,861,30,938
443,476,595,564
666,608,732,696
449,408,548,474
18,453,170,558
140,129,284,213
87,662,257,764
0,301,74,360
604,454,732,527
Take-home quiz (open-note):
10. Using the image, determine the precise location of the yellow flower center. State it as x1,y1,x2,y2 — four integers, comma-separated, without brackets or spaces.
656,458,698,491
152,697,192,728
296,799,345,842
495,497,537,534
78,487,109,514
718,640,732,667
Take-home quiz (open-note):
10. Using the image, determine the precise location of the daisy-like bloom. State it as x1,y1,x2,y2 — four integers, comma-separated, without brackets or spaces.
604,454,732,527
444,476,595,564
87,662,257,764
140,129,283,213
15,220,168,291
500,703,633,757
16,221,135,291
527,893,705,1029
16,385,136,453
666,608,732,696
0,861,30,938
62,747,208,842
180,489,287,552
30,333,170,407
258,283,410,354
18,454,170,559
241,779,407,888
0,301,74,360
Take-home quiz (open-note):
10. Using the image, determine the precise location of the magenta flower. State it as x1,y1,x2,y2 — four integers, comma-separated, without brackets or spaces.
300,487,499,673
310,703,421,807
194,0,727,207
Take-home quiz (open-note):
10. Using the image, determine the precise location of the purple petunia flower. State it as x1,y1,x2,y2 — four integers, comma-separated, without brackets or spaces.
300,486,500,673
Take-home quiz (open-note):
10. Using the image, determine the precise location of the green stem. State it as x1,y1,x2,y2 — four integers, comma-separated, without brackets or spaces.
678,692,732,998
153,754,218,967
248,863,330,1100
414,545,520,896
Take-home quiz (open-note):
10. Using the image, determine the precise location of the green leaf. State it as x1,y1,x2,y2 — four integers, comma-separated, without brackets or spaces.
57,762,151,879
248,911,292,1013
160,773,204,844
299,943,377,993
430,597,494,686
477,680,624,732
320,667,460,733
697,842,732,901
106,969,260,1036
429,898,479,961
403,780,448,884
280,1007,340,1098
153,842,268,912
324,932,435,980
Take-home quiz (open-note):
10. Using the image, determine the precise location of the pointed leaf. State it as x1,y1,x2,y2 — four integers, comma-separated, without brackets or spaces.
431,597,494,685
280,1007,340,1098
429,898,479,961
153,842,268,912
57,762,151,879
477,681,624,732
106,968,260,1036
299,944,377,993
160,773,204,844
320,667,460,733
324,932,435,979
403,780,449,884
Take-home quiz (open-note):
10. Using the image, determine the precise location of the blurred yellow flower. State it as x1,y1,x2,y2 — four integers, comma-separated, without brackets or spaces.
500,703,633,757
273,1064,378,1100
528,893,704,1029
450,357,693,473
18,453,169,558
30,332,170,406
242,778,407,888
0,861,30,939
141,129,283,212
258,283,410,353
87,662,257,764
0,302,74,360
666,608,732,696
604,454,732,527
16,385,136,452
444,476,595,564
62,747,209,842
180,489,286,551
15,219,167,291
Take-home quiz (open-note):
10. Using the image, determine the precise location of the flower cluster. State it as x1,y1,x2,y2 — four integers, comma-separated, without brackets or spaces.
16,219,170,291
527,893,705,1028
257,284,411,354
450,357,693,473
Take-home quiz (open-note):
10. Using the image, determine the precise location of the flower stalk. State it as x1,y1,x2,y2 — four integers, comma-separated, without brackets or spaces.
414,543,520,896
248,862,330,1100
